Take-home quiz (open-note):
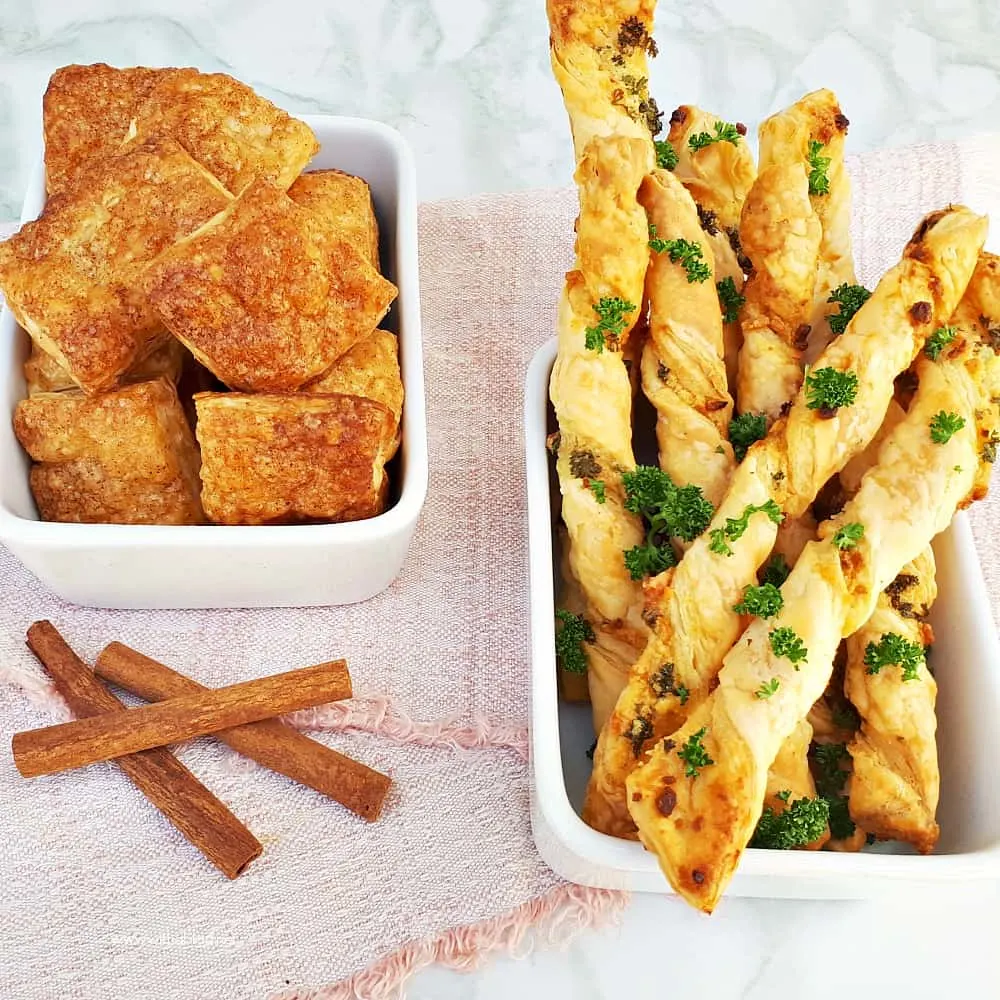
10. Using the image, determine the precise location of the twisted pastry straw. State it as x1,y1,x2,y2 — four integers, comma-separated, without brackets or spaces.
626,228,996,912
547,0,660,159
639,169,735,506
844,254,1000,852
736,151,822,423
547,1,663,725
758,90,855,359
668,105,756,395
550,136,654,649
584,206,986,839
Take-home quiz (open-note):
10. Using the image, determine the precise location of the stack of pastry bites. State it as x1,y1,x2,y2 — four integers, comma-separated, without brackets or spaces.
2,64,403,526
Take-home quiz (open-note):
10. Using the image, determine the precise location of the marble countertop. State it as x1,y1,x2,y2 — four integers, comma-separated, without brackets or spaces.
2,1,999,997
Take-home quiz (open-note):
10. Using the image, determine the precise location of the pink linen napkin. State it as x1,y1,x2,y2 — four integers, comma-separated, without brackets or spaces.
2,133,1000,1000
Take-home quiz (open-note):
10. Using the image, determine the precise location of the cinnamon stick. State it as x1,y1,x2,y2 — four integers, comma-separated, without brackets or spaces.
13,655,352,779
24,621,261,878
95,642,390,821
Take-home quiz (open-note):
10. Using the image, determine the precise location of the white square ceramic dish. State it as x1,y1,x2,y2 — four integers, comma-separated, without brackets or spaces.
526,337,1000,898
0,114,427,610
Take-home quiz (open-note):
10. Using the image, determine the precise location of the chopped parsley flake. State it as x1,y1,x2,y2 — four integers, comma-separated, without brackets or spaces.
688,120,742,151
769,626,808,666
807,139,831,196
554,610,594,674
805,367,859,412
755,678,781,700
733,583,784,618
648,228,710,283
929,411,965,444
760,553,791,588
589,480,606,503
811,742,855,839
654,139,678,171
622,466,714,580
584,296,636,353
864,632,925,681
832,523,865,550
677,727,714,778
827,283,871,335
924,325,958,361
709,500,784,556
729,412,767,461
751,796,829,849
717,276,745,324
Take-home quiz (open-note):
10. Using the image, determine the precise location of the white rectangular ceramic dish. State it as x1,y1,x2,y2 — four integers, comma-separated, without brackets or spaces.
0,114,427,610
526,337,1000,898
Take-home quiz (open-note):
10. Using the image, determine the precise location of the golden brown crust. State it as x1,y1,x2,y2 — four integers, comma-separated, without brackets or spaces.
143,178,398,392
668,106,757,233
288,169,380,268
305,328,403,458
0,137,231,394
124,69,318,193
24,338,186,396
13,378,203,524
194,391,395,525
42,63,169,195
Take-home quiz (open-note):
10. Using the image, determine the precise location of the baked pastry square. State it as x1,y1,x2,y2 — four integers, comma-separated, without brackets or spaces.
24,338,186,396
124,68,318,193
13,378,203,525
144,178,398,391
0,136,231,394
194,391,396,525
43,63,170,195
306,328,403,457
288,169,380,267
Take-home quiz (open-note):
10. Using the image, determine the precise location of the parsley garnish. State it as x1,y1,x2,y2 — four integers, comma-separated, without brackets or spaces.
676,683,690,705
755,678,780,700
621,466,715,579
864,632,925,681
811,743,855,839
805,367,859,412
929,411,965,444
751,796,829,849
924,325,958,361
832,523,864,550
776,789,792,803
654,139,678,171
760,553,791,588
554,610,594,674
807,139,831,196
624,543,676,580
708,500,784,556
648,229,710,283
688,120,742,151
589,480,606,503
677,727,714,778
827,283,871,335
584,296,636,353
728,412,767,461
733,583,784,618
717,276,745,324
769,626,808,666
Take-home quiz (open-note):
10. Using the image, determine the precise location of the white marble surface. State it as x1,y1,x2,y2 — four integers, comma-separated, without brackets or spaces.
2,1,1000,997
3,1,1000,215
